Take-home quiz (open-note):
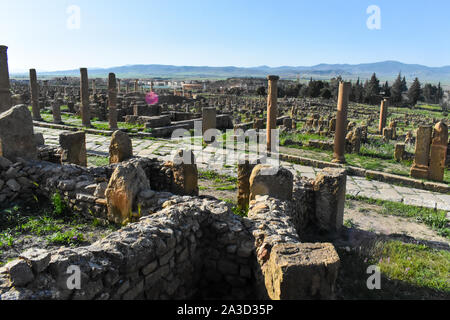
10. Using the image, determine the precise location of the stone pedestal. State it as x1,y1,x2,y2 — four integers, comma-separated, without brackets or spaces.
52,96,62,124
313,168,346,233
29,69,42,121
108,73,118,130
332,82,350,163
59,131,87,167
266,75,279,152
410,126,432,179
0,46,11,113
429,121,448,182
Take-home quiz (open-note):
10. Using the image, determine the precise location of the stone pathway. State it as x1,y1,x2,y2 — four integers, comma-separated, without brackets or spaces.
34,126,450,211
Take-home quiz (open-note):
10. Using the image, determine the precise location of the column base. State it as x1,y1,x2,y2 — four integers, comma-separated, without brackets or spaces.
332,157,346,164
410,165,429,180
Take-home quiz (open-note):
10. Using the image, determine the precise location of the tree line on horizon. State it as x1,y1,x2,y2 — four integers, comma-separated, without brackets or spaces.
255,73,445,108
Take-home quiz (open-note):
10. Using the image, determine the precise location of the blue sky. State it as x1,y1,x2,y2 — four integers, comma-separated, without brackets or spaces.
2,0,450,72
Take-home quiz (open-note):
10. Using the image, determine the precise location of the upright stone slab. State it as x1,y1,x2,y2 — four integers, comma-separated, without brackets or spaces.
429,121,448,182
266,75,279,152
410,126,432,179
80,68,91,127
313,168,346,233
378,98,388,134
202,107,217,143
249,165,293,201
0,104,37,161
332,82,350,163
0,46,11,113
108,73,118,130
59,131,87,167
105,161,150,224
109,130,133,164
29,69,42,121
166,149,199,196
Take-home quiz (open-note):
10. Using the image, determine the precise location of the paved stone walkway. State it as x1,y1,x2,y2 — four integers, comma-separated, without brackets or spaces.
35,126,450,211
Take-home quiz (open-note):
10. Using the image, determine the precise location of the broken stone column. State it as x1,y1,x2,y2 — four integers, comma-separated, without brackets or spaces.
410,125,432,179
249,165,293,201
332,82,350,163
105,161,150,224
80,68,91,127
52,95,62,124
237,160,257,211
202,107,217,143
378,98,388,134
263,242,340,300
166,149,199,196
313,168,346,233
29,69,42,121
109,130,133,164
266,75,279,152
283,118,292,130
59,131,87,167
0,45,11,113
429,121,448,182
382,127,393,141
394,143,405,162
108,73,118,130
0,105,37,162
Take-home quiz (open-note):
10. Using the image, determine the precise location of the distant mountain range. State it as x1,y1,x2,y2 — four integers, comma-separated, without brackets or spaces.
10,61,450,84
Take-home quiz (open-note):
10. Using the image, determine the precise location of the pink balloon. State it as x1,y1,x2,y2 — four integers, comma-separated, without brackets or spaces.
145,92,159,105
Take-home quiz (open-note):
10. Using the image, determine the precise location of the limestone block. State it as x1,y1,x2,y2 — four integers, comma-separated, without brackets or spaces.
249,165,293,201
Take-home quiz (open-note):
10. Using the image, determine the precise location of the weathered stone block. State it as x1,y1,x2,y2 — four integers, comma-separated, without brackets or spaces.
109,130,133,164
59,131,87,167
0,105,37,162
249,165,293,201
263,243,340,300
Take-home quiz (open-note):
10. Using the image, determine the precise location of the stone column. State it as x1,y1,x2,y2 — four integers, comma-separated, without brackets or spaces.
266,75,279,152
52,95,62,124
332,82,351,163
0,45,11,113
410,125,432,179
117,79,121,93
108,73,118,130
92,79,96,95
29,69,42,120
134,80,138,92
237,160,257,211
429,121,448,182
394,143,405,162
126,83,129,94
378,98,388,134
202,107,217,143
80,68,91,127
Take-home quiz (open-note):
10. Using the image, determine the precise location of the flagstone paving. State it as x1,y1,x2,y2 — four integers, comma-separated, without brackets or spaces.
34,126,450,211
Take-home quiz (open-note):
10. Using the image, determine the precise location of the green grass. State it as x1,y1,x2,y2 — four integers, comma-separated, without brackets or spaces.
371,240,450,292
88,155,110,167
347,195,450,238
46,230,85,246
198,170,237,184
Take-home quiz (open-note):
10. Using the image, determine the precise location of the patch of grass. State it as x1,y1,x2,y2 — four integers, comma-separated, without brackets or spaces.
88,155,110,167
0,232,14,248
232,205,248,218
344,218,356,228
347,195,449,238
46,230,85,246
371,240,450,292
199,170,237,184
215,185,236,191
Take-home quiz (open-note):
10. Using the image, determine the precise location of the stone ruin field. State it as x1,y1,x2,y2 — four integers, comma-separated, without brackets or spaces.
0,45,449,300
